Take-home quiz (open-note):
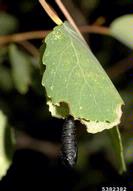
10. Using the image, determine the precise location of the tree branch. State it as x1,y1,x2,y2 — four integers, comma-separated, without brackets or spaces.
16,131,60,158
0,25,110,45
39,0,63,25
18,41,40,57
0,30,49,45
55,0,82,38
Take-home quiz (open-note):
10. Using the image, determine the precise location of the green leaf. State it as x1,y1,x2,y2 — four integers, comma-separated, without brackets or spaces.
0,12,18,35
107,127,126,174
0,66,13,91
0,111,13,179
110,14,133,49
76,128,126,173
42,21,124,133
9,44,32,94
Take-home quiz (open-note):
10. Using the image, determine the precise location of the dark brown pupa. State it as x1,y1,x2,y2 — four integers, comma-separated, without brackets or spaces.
61,116,78,167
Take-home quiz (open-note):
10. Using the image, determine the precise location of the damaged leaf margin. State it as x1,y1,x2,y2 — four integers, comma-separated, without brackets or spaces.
47,99,123,134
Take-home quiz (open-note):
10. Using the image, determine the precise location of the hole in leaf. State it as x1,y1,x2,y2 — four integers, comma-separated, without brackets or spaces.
56,102,70,118
105,120,110,123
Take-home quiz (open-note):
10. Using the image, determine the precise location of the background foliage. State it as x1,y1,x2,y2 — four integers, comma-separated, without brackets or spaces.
0,0,133,190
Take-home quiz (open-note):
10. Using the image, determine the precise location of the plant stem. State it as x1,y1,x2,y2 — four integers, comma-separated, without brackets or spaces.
0,30,50,45
39,0,63,25
16,131,60,158
80,25,110,36
55,0,83,39
18,41,40,57
0,26,110,45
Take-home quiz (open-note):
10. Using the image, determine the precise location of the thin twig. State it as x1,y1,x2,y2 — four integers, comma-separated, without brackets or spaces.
0,25,110,45
92,16,106,26
80,25,110,36
39,0,63,25
16,131,60,158
0,30,50,45
55,0,84,39
18,41,40,57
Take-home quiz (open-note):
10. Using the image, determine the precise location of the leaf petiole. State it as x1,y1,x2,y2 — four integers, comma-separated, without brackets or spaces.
39,0,63,25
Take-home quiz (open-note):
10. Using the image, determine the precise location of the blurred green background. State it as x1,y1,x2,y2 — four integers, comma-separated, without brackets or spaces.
0,0,133,190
